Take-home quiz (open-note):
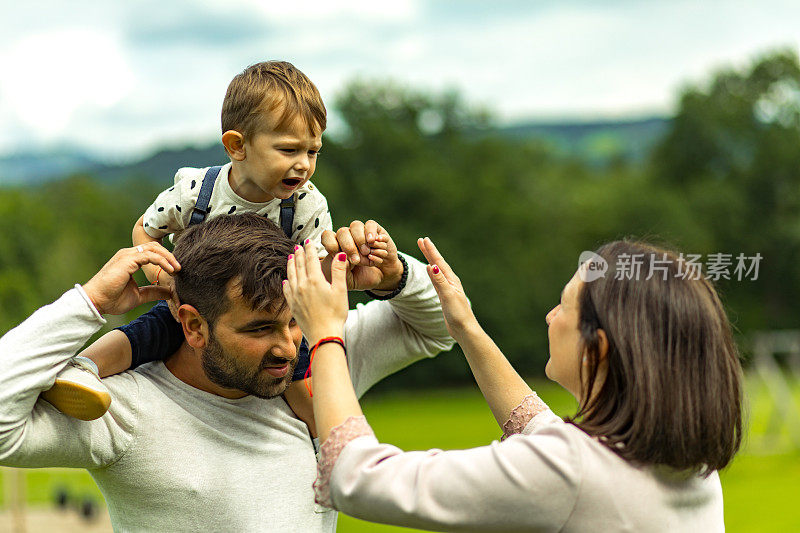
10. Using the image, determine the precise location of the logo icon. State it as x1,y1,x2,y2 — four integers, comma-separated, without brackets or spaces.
578,251,608,282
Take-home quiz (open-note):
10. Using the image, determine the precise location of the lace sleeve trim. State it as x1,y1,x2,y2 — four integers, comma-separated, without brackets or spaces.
501,393,550,440
314,415,375,508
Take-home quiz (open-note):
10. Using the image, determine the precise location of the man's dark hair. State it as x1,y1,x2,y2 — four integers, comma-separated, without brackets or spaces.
172,214,294,327
569,240,743,475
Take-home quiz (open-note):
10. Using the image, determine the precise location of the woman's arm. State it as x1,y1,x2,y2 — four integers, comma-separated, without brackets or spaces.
286,222,453,442
319,418,580,530
417,238,536,429
283,242,362,442
283,237,574,531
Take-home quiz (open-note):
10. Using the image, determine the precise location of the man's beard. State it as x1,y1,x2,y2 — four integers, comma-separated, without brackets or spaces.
201,331,297,399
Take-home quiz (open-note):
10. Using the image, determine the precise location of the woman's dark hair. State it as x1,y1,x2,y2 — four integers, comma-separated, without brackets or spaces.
567,240,743,475
172,214,294,327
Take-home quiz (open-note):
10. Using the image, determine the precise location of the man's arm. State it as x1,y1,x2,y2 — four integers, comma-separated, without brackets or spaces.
344,253,454,398
315,220,454,398
133,215,165,284
0,287,135,468
0,243,176,468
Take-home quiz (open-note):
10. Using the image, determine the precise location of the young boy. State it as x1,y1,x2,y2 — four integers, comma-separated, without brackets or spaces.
41,61,353,428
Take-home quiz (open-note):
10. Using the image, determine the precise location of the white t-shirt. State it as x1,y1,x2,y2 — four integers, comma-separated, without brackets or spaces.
142,162,332,245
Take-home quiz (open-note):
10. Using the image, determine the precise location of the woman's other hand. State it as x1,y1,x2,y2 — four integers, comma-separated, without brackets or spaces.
417,237,477,339
284,241,349,344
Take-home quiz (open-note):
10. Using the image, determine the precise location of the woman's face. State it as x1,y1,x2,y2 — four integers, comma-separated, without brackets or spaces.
545,272,584,400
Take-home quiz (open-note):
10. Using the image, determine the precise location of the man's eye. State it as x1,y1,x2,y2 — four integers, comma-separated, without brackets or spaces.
308,150,320,157
279,148,295,154
289,317,297,325
251,326,271,333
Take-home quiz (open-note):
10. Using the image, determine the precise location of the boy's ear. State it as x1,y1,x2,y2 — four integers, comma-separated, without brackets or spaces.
178,304,210,349
222,130,246,161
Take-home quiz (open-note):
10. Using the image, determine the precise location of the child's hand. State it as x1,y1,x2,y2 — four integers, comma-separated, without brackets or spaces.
320,221,401,291
417,237,477,338
283,241,349,344
323,219,390,266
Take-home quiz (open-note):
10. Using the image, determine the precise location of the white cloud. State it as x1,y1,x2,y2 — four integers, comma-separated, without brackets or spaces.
239,0,420,22
1,0,800,155
0,28,134,143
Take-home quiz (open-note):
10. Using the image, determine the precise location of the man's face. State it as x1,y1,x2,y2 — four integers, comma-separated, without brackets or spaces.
201,284,302,399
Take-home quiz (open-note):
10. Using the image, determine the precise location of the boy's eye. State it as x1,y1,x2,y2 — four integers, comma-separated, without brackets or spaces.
279,148,295,154
308,150,320,157
250,325,272,333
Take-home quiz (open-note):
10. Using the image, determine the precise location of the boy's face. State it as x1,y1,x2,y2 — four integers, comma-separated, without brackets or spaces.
239,113,323,202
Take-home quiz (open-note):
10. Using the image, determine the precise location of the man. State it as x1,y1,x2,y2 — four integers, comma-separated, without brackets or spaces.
0,214,453,531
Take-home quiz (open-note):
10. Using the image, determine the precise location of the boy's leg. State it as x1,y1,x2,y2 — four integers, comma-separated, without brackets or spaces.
284,339,316,435
42,301,184,420
116,301,185,369
41,356,111,421
292,338,311,383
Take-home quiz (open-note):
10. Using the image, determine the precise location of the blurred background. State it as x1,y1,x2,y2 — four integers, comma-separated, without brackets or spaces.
1,1,799,531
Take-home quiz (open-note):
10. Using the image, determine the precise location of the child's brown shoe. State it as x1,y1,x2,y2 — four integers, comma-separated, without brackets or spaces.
41,357,111,421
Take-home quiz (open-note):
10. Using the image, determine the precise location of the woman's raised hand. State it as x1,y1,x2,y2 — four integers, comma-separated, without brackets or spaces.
283,242,350,344
417,237,477,339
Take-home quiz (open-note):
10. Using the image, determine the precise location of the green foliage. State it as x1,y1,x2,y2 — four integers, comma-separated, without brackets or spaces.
2,50,799,386
320,79,720,385
652,49,800,331
0,175,163,335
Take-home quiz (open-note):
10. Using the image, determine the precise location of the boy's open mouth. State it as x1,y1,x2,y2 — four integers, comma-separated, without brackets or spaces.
282,178,302,188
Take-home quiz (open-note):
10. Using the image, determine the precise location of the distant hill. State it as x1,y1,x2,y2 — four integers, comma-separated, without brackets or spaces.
0,150,104,186
500,117,669,162
0,116,669,187
0,144,228,187
92,144,228,183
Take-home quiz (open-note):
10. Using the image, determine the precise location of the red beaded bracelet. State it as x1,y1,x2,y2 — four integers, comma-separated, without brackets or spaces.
304,336,346,397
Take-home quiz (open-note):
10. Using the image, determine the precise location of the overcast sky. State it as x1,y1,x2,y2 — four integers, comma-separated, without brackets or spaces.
2,0,799,158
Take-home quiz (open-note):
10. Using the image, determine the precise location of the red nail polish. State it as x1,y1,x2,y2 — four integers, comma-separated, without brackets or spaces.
304,239,310,244
432,265,440,274
288,254,294,260
295,245,300,251
337,252,346,261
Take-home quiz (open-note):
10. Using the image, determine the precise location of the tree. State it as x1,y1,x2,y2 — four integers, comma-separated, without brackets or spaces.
652,49,800,330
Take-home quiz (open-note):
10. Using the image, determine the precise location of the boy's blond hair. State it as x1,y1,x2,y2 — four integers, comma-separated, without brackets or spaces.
221,61,327,140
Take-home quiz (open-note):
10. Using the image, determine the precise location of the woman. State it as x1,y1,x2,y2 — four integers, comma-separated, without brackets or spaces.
283,237,743,532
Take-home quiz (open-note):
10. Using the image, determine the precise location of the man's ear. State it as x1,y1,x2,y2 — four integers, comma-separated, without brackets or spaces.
178,304,209,349
222,130,246,161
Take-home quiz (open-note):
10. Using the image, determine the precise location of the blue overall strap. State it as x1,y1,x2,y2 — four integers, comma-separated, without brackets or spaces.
279,195,295,238
189,166,222,226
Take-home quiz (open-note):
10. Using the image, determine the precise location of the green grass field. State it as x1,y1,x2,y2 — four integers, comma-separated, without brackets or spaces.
2,377,798,532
